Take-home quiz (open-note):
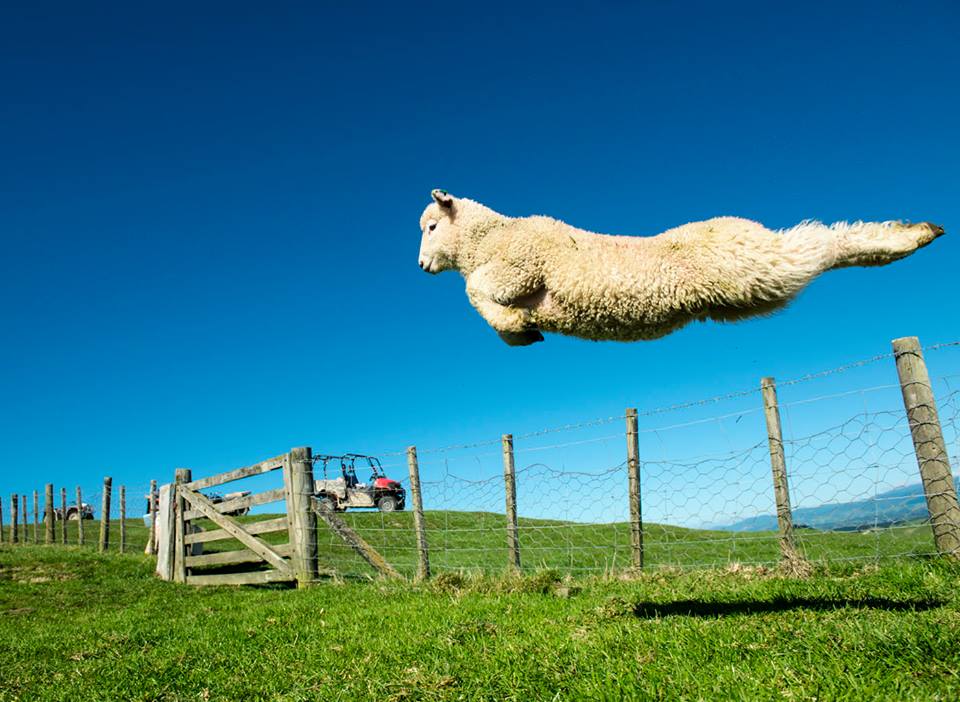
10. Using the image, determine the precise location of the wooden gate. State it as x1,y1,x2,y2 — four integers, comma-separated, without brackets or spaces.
167,447,318,587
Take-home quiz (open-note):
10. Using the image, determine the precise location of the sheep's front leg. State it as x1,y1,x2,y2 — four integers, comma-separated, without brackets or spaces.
466,264,544,346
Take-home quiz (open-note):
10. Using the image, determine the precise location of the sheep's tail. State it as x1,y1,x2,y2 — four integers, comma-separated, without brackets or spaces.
778,220,945,270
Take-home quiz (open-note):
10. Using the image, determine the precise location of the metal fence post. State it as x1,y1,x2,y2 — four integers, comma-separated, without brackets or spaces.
407,446,430,581
761,377,803,563
502,434,521,572
893,336,960,558
626,408,644,569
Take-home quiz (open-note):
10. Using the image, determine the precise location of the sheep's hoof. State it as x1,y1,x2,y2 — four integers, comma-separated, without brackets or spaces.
498,329,545,346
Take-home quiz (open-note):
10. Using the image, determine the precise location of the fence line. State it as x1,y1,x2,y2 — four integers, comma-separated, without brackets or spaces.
3,335,959,583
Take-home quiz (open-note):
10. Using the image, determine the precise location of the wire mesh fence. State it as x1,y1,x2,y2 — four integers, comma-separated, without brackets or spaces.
3,337,959,581
331,338,960,578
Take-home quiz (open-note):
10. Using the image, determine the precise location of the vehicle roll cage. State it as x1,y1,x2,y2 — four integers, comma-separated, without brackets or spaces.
312,453,386,482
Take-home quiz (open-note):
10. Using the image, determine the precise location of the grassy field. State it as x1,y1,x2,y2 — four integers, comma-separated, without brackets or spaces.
1,515,958,700
2,544,959,701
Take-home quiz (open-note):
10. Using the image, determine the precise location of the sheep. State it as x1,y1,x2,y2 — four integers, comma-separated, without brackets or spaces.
417,190,945,346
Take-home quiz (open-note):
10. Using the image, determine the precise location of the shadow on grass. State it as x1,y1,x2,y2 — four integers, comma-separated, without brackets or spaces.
632,597,946,618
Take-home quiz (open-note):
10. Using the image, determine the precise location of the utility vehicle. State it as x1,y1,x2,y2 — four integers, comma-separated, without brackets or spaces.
313,454,405,512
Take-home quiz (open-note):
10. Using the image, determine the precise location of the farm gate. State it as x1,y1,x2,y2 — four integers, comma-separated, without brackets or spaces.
155,446,400,586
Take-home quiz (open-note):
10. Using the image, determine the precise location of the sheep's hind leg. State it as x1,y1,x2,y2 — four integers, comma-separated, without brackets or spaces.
832,221,944,269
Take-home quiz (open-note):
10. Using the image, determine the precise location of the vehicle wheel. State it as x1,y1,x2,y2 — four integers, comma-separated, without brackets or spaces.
318,496,337,513
377,495,397,512
67,509,79,521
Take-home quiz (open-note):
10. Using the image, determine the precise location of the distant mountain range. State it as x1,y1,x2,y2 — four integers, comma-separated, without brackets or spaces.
716,477,959,532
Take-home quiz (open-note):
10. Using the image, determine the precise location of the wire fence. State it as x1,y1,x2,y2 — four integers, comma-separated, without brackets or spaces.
330,338,960,577
3,337,959,580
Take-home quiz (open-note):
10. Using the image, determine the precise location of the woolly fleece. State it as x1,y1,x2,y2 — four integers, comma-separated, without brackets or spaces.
417,190,945,346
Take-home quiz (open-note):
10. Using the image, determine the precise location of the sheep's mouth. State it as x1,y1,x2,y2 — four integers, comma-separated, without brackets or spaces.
418,257,439,274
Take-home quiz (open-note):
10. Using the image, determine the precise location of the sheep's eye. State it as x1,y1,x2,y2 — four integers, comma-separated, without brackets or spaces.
428,222,437,232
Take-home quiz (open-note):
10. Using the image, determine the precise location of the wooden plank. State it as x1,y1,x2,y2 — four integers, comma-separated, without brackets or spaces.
312,498,402,579
184,516,288,544
156,484,175,581
183,454,287,491
183,487,286,522
179,489,292,574
186,542,293,568
186,569,296,587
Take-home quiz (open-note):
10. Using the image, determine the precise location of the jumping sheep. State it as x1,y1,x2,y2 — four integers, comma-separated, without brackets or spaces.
417,190,945,346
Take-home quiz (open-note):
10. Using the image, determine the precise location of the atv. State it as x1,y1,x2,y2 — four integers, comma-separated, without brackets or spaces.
313,453,406,512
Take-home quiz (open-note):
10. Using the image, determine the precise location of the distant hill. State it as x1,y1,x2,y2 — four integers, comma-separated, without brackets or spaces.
717,477,959,532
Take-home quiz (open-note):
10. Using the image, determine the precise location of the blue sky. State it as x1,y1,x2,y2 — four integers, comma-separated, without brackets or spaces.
1,1,958,515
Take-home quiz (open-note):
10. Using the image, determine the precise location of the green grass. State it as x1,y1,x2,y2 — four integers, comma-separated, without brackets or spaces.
2,544,959,701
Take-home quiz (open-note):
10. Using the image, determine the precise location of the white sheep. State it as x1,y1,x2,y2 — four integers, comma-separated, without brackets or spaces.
417,190,945,346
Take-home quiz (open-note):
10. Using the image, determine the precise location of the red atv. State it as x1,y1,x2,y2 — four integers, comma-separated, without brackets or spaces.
313,454,406,512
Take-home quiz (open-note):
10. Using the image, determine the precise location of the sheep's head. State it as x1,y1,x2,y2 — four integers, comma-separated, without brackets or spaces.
418,189,459,274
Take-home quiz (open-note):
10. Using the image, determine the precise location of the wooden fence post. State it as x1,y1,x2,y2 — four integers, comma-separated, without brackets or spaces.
761,377,803,563
173,468,191,583
158,484,176,581
99,477,112,552
625,408,644,569
76,487,84,546
60,487,68,544
893,336,960,558
20,496,27,544
0,496,4,544
284,448,318,588
10,494,18,544
147,479,158,555
406,446,430,581
119,486,126,554
32,491,38,544
45,484,54,544
502,434,521,572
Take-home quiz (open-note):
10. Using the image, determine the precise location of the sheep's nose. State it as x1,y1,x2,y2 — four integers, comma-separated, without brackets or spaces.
418,260,425,269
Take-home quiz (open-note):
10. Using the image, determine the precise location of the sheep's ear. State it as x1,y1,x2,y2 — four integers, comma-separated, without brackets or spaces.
431,189,454,208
